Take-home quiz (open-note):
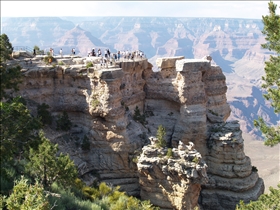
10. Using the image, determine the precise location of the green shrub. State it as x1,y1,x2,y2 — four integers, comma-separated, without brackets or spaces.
252,166,258,172
192,156,199,164
37,103,52,125
133,106,146,125
91,94,99,109
56,111,72,131
43,55,54,64
86,62,93,68
156,125,166,148
236,184,280,210
132,157,138,163
6,177,50,210
0,194,6,210
166,148,173,158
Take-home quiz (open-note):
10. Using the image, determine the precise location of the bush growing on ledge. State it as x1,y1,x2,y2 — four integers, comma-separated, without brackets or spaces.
156,125,166,148
56,111,72,131
133,106,146,125
91,99,99,109
86,62,93,68
192,156,200,164
252,166,258,172
132,156,139,164
43,55,55,65
37,103,52,125
166,148,173,158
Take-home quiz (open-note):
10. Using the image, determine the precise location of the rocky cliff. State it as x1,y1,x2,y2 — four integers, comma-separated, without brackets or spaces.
11,53,264,209
3,17,279,140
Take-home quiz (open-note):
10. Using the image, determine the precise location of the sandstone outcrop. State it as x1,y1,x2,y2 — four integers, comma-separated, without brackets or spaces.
200,121,264,209
11,53,264,209
137,140,208,210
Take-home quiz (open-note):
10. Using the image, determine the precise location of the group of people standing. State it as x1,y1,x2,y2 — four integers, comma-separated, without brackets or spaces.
87,48,145,69
88,48,145,61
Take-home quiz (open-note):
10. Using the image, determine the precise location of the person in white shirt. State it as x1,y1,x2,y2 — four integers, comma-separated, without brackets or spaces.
60,48,63,57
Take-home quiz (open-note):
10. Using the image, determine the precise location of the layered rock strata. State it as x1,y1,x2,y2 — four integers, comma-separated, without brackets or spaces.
16,56,150,196
199,121,264,210
144,56,231,157
11,54,264,209
137,140,208,210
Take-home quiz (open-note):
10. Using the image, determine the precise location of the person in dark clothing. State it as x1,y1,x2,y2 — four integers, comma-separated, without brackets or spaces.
108,49,111,58
92,48,96,56
33,48,36,56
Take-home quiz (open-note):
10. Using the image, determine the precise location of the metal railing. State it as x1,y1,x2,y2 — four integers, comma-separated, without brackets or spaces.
13,46,33,53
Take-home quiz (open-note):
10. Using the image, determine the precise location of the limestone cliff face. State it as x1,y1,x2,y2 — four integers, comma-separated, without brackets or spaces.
17,56,151,195
14,53,263,209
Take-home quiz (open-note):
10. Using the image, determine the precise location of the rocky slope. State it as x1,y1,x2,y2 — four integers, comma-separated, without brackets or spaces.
10,52,264,209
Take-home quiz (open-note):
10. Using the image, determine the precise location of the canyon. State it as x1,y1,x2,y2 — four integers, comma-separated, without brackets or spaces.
2,16,279,140
9,52,264,209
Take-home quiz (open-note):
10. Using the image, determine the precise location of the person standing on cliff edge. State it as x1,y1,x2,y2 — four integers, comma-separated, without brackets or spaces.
60,48,63,57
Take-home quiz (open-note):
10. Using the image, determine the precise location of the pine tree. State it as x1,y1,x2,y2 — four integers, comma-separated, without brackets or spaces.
236,184,280,210
254,1,280,146
0,33,22,100
26,131,77,188
0,97,42,164
156,125,166,147
5,177,50,210
0,33,13,63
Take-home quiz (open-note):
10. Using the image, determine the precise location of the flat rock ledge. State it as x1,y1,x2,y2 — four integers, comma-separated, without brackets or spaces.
137,141,208,210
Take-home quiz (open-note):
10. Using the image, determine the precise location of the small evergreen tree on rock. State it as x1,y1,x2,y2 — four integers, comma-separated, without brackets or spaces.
156,125,166,148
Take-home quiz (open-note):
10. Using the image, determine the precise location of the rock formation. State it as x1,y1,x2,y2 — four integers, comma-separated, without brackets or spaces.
200,121,264,209
137,140,208,210
11,52,264,209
